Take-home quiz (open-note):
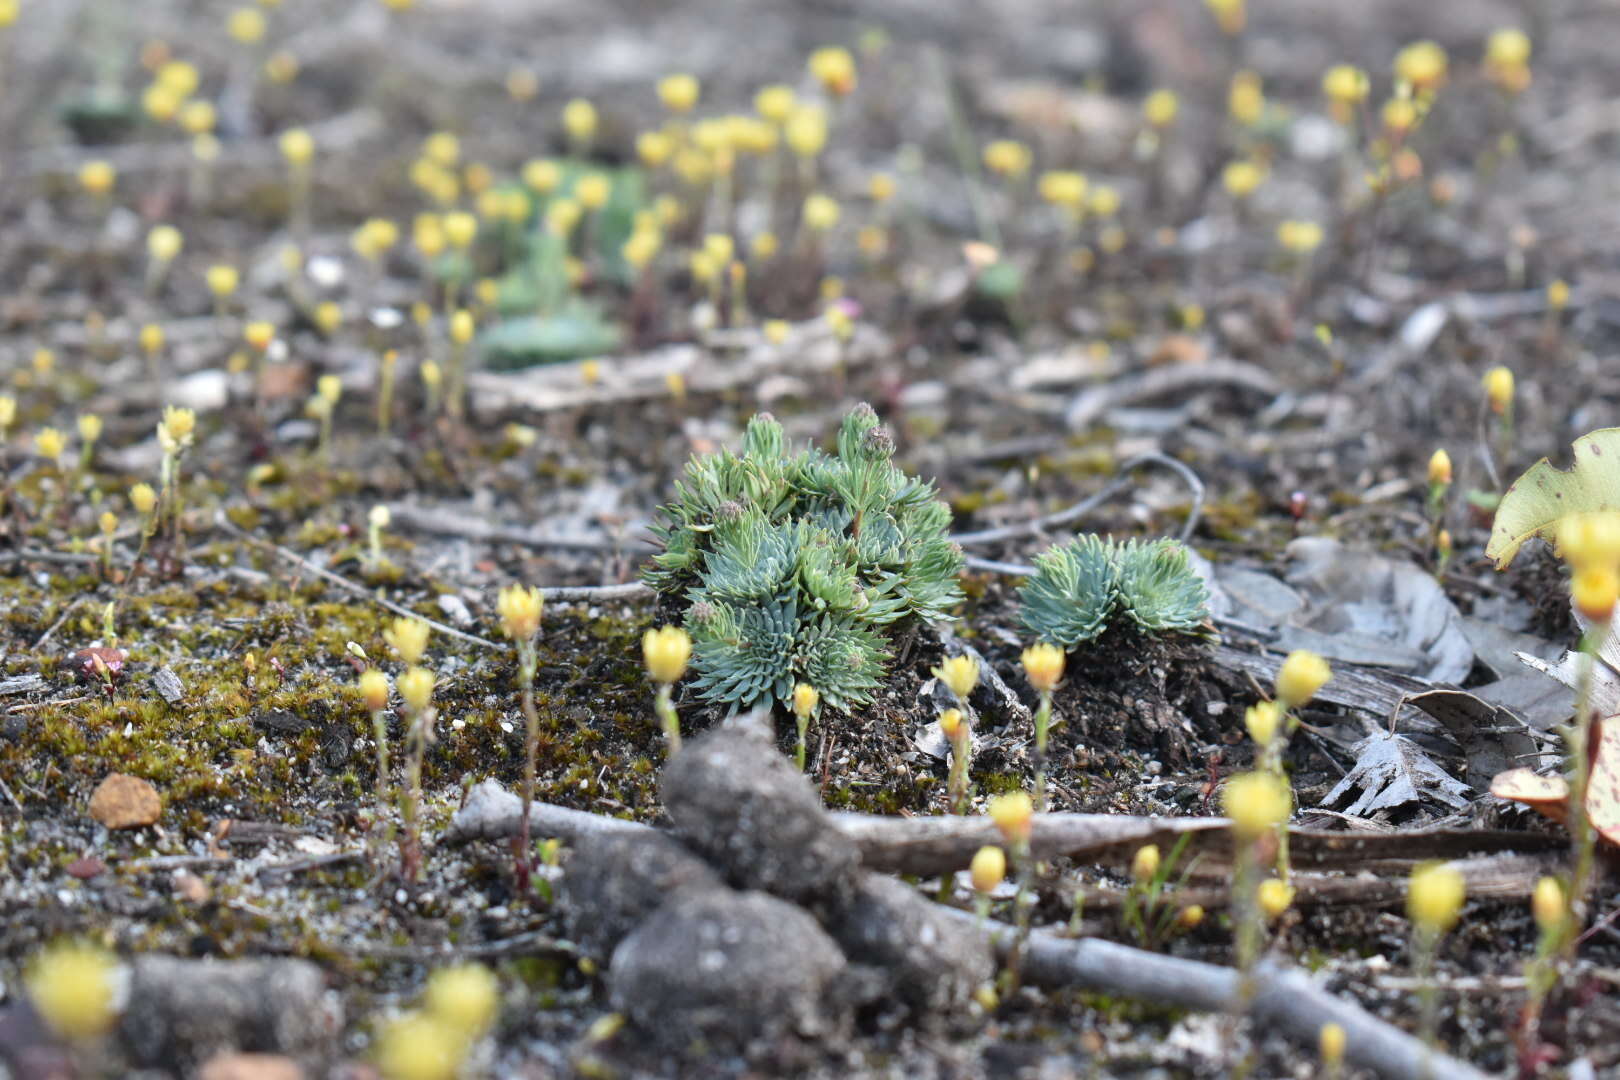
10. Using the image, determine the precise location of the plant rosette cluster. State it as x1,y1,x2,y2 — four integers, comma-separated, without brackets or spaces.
644,404,963,712
1018,534,1210,649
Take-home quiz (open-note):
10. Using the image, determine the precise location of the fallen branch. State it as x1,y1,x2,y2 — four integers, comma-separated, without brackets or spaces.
1062,358,1281,432
443,782,1493,1080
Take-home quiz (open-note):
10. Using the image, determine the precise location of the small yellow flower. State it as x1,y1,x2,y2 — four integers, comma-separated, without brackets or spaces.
130,483,157,516
938,707,963,740
785,105,828,158
989,791,1034,846
1228,70,1264,126
562,98,598,143
450,310,475,346
1394,40,1448,92
1277,220,1324,254
206,264,240,298
657,73,700,113
1486,28,1532,70
1427,448,1452,486
1572,566,1619,623
755,84,797,124
396,666,434,714
227,6,266,44
280,127,314,165
792,682,819,719
139,324,165,354
358,669,390,712
1244,700,1282,745
1482,365,1514,415
496,584,544,642
1531,876,1565,933
752,232,779,261
1257,878,1294,919
642,625,692,684
1223,771,1292,835
1221,160,1264,199
156,406,196,455
157,60,200,98
933,655,979,700
1322,64,1369,105
317,374,342,405
77,413,103,445
982,140,1031,178
384,617,431,664
575,173,610,210
1547,279,1570,311
243,321,275,352
1020,643,1065,694
374,1011,460,1080
147,224,183,262
179,99,216,135
443,211,477,251
970,845,1005,893
868,172,896,203
1088,186,1120,218
1557,512,1620,570
1143,88,1179,128
1204,0,1244,34
78,160,115,196
423,132,459,168
1319,1022,1346,1067
802,193,840,231
808,46,857,96
1276,651,1331,709
26,943,119,1040
1131,844,1160,883
1407,861,1466,934
763,318,790,345
425,964,500,1037
623,230,661,270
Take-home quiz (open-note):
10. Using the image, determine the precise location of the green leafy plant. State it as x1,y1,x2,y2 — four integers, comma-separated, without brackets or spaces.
1019,535,1209,647
1486,427,1620,569
644,404,963,712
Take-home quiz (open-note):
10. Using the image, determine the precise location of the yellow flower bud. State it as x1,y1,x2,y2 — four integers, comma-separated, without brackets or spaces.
179,99,216,135
1407,861,1466,934
1177,904,1205,930
317,374,341,405
623,229,661,270
755,85,797,124
1277,220,1324,254
1275,650,1331,709
1394,40,1448,92
802,193,839,231
989,791,1034,846
1221,160,1264,199
314,302,343,335
1088,185,1120,217
1223,770,1291,835
496,584,543,642
26,943,119,1040
157,405,196,454
1482,365,1514,415
982,140,1031,178
642,625,692,684
384,617,431,665
1131,844,1161,883
657,73,700,113
78,160,115,196
227,6,266,44
970,845,1006,893
562,98,598,142
1382,97,1418,135
1257,878,1294,919
575,173,610,210
243,321,275,352
938,708,964,740
1020,643,1065,694
34,427,64,463
1244,700,1283,745
206,264,240,298
77,413,102,444
0,394,13,432
792,682,819,719
425,964,500,1037
1322,64,1370,105
139,323,165,354
374,1011,459,1080
443,211,477,250
1143,88,1179,128
147,224,183,262
130,483,157,516
450,309,475,346
1228,69,1264,126
1573,566,1619,623
359,669,390,712
933,655,979,700
1532,876,1565,933
1557,512,1620,570
1547,278,1569,311
396,666,434,714
808,46,857,96
1427,448,1452,486
785,105,828,159
99,511,117,537
1319,1022,1346,1067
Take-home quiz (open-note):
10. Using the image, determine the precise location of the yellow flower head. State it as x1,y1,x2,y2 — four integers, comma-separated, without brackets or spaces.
130,482,157,515
179,99,216,135
1547,279,1570,311
1088,185,1121,217
623,229,661,271
77,413,103,444
802,193,840,231
1131,844,1160,883
1427,448,1452,486
450,309,475,346
27,942,120,1040
642,625,692,684
424,963,500,1037
243,321,275,352
206,264,239,298
1222,160,1264,199
938,707,964,740
384,617,431,664
545,199,581,237
277,128,315,168
1572,566,1619,623
1531,876,1565,933
1481,365,1514,415
1557,512,1620,571
745,83,794,126
227,6,266,44
396,666,434,714
1277,220,1324,254
374,1011,460,1080
1319,1022,1347,1067
1322,64,1369,105
443,211,477,251
35,427,66,463
808,46,857,96
575,173,611,211
658,73,700,113
496,584,544,642
1020,643,1065,694
1257,878,1294,919
78,160,116,196
933,655,979,700
1275,650,1330,709
1244,700,1282,745
562,98,598,142
792,682,819,719
989,791,1034,845
785,105,828,158
147,224,183,263
1394,40,1448,92
0,394,13,432
1407,861,1466,934
359,668,390,712
157,60,200,98
1143,88,1179,128
970,845,1006,893
1223,770,1292,835
1228,70,1264,126
982,139,1031,178
868,172,897,203
157,405,196,454
1486,28,1532,71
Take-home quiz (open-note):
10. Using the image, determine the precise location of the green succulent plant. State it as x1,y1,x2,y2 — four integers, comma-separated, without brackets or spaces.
1019,535,1209,648
644,404,964,712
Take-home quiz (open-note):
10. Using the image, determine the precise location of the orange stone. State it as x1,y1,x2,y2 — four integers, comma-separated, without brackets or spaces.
88,773,162,829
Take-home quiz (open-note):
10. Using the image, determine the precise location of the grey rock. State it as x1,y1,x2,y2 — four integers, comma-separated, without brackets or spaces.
152,666,185,705
825,872,995,1018
118,956,339,1070
608,886,850,1050
660,726,859,903
562,830,723,959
